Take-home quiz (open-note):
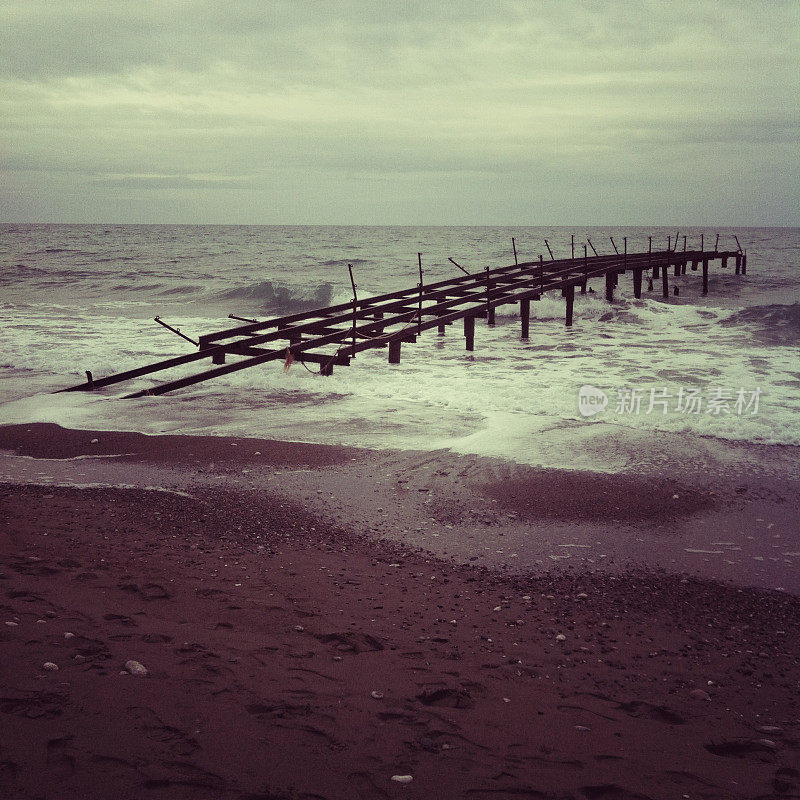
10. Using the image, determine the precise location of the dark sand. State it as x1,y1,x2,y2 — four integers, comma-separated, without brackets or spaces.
1,423,798,799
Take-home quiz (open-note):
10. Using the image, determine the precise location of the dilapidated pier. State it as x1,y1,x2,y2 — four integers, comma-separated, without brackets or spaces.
60,235,747,397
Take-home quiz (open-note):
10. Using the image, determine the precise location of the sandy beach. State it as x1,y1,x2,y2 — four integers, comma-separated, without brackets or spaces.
1,423,799,799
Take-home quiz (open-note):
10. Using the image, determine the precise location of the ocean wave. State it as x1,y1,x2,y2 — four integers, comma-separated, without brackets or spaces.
720,303,800,345
319,258,369,267
214,280,335,313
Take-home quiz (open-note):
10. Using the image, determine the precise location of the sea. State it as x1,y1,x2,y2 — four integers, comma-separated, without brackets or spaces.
1,224,798,468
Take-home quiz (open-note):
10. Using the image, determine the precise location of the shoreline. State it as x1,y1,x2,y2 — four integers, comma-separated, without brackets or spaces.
1,422,798,593
1,423,799,798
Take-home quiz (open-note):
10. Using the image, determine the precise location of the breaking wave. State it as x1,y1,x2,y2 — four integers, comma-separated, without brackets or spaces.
214,280,335,313
720,303,800,345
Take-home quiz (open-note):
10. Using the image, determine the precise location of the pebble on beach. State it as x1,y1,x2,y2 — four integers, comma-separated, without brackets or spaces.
124,660,148,677
391,775,413,784
42,662,59,671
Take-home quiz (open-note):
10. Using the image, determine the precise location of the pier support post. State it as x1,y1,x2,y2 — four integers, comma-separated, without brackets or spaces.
673,262,681,277
605,271,614,302
320,361,333,376
632,268,643,299
388,339,402,364
437,318,446,335
702,259,709,295
681,261,687,275
742,253,747,274
289,332,301,345
661,263,669,298
486,269,495,326
464,315,475,351
565,285,575,327
520,298,530,339
582,245,588,293
722,256,728,269
212,350,226,365
735,254,741,274
691,260,698,271
653,264,660,279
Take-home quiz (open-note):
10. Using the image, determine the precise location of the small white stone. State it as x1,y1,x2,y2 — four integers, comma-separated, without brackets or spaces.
757,738,778,749
555,634,567,642
757,725,783,734
391,775,413,784
42,662,59,671
574,725,590,731
64,632,75,639
371,691,384,699
90,438,99,444
4,621,18,627
124,659,148,677
493,606,502,612
294,625,304,632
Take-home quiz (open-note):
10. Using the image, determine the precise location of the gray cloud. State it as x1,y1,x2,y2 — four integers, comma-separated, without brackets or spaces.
0,0,797,223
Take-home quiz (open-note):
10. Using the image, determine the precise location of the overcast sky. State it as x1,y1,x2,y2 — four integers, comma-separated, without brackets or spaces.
1,1,797,225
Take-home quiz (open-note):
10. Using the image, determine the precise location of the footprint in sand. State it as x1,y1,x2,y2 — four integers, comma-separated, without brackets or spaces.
615,700,685,725
46,736,76,780
704,738,778,759
581,786,655,800
119,582,172,600
102,613,137,627
126,706,199,757
0,691,67,720
311,631,384,654
416,687,476,710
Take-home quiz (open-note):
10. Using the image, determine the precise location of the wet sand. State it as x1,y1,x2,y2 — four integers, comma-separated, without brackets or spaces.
1,423,799,799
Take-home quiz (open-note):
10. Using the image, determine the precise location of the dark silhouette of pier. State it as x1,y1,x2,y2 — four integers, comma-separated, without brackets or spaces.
60,236,747,397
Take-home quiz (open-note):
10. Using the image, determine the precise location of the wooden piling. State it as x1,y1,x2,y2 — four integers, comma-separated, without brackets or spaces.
605,271,614,302
702,259,709,295
486,268,495,326
633,268,643,299
735,254,741,274
212,351,226,364
742,252,747,274
520,298,530,339
661,262,669,298
581,244,588,293
565,285,575,327
438,318,446,335
464,315,475,351
388,339,402,363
